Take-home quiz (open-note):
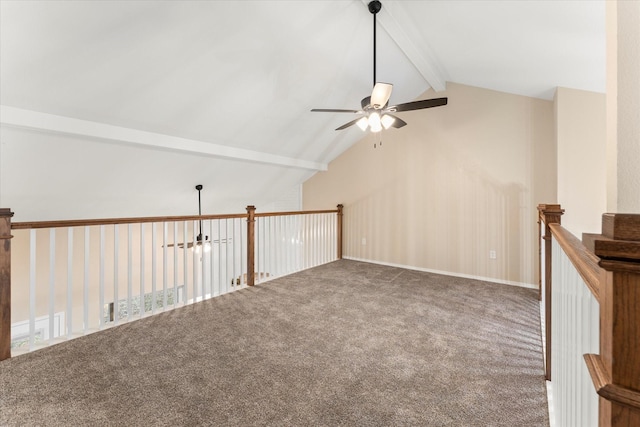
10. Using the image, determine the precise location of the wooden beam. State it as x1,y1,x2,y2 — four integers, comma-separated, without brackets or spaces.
0,106,328,172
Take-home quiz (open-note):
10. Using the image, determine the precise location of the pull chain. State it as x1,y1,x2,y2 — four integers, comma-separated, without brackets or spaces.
373,132,383,148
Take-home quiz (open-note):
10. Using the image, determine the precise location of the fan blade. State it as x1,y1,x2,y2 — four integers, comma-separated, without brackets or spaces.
311,108,360,113
390,97,448,113
361,96,371,109
335,117,362,131
388,115,407,128
371,83,393,108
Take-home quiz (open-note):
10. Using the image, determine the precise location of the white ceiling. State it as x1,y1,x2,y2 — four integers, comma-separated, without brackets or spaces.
0,0,605,221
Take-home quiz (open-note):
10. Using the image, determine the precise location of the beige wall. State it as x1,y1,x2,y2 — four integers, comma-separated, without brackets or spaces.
616,0,640,212
606,0,618,212
555,87,607,236
304,82,555,286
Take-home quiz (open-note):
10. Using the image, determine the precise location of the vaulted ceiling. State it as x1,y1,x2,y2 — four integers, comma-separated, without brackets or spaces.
0,0,605,221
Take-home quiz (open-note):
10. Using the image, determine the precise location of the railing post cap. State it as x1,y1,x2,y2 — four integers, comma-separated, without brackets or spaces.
537,204,564,214
583,213,640,272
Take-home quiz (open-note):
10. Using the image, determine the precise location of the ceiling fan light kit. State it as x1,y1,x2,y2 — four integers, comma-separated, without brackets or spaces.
311,1,447,134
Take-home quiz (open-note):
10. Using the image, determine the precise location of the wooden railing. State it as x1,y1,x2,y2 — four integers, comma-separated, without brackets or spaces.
537,203,565,381
0,205,344,361
538,206,640,427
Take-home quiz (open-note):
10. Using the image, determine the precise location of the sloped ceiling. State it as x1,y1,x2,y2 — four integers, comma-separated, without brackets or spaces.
0,0,605,221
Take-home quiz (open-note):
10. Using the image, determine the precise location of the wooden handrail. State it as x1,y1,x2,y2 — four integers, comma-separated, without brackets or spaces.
11,209,341,230
255,209,338,218
549,223,603,302
12,213,248,230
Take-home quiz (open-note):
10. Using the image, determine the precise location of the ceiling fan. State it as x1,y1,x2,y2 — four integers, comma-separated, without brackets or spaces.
165,184,211,251
311,0,447,132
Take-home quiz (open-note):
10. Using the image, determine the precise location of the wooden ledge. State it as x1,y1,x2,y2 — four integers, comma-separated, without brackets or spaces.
584,354,640,411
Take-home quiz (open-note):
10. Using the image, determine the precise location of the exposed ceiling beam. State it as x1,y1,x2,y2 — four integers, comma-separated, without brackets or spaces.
0,106,328,172
363,0,447,92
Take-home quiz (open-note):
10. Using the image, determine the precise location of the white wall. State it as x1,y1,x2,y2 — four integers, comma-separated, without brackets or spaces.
0,125,315,222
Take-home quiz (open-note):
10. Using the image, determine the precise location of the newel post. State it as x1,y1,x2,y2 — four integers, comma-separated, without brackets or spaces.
582,214,640,427
537,203,564,381
0,208,14,361
337,204,343,260
246,206,256,287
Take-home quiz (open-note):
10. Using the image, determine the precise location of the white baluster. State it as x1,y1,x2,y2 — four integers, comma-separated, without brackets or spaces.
84,226,90,332
127,224,133,321
29,229,36,350
140,223,145,317
67,227,74,335
113,225,119,325
49,229,55,342
173,222,178,307
152,222,157,313
183,221,188,303
99,226,105,328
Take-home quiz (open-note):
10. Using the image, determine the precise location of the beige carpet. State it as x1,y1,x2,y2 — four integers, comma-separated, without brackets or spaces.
0,259,548,426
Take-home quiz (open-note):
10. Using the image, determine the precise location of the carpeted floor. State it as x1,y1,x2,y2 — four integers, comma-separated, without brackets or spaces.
0,260,549,426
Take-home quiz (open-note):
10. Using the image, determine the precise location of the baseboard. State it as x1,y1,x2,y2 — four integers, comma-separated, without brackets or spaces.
342,256,538,290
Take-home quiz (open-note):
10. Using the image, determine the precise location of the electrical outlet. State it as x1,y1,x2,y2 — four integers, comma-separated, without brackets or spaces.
489,250,497,259
361,238,367,245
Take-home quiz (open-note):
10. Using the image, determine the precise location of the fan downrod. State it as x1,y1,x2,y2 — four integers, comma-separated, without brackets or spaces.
368,1,382,87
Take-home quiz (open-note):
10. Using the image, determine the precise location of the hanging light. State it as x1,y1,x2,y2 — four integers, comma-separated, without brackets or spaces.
356,116,369,131
381,114,395,129
194,240,211,253
368,112,382,132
